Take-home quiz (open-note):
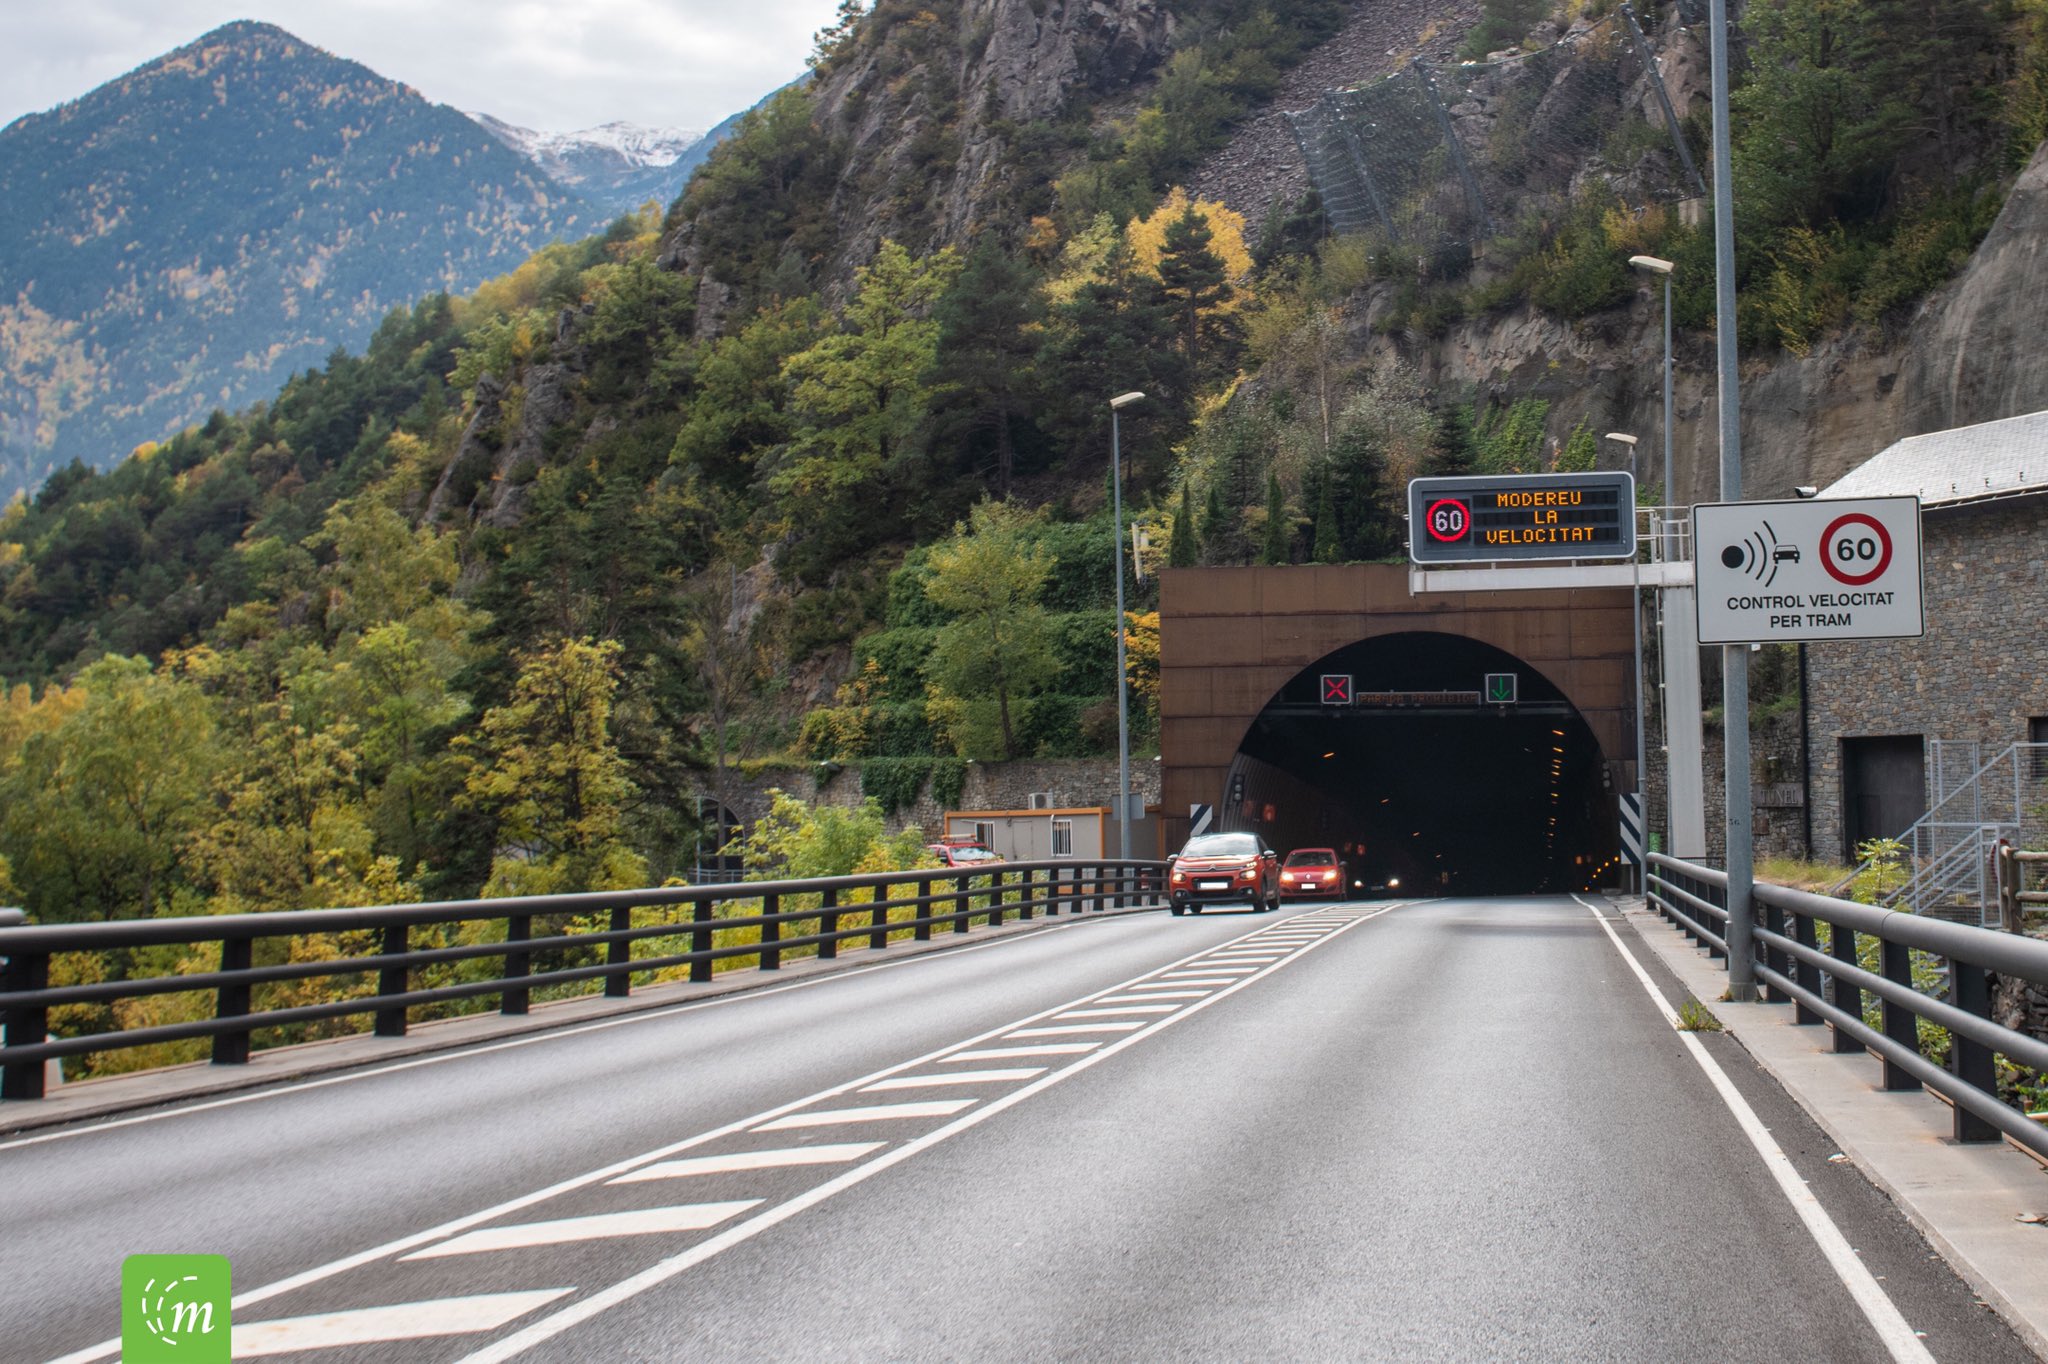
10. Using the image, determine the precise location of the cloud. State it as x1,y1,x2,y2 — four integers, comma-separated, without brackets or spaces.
1,0,831,133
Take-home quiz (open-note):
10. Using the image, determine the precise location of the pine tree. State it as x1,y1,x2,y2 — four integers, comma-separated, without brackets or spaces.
1262,469,1288,564
1312,473,1340,563
1170,483,1199,567
1156,204,1234,378
925,241,1046,496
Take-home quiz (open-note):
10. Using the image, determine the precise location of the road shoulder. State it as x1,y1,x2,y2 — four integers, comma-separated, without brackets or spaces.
1620,896,2048,1360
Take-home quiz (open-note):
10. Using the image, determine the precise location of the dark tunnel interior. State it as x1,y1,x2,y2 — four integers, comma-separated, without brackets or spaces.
1223,632,1621,896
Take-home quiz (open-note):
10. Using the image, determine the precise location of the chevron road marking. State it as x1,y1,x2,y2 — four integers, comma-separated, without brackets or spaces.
608,1144,885,1183
231,1289,575,1357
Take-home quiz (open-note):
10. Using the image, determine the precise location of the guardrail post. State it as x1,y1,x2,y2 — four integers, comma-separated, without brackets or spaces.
1791,910,1821,1025
1,947,49,1100
1762,898,1789,1003
1827,921,1864,1054
913,879,932,942
375,924,409,1038
819,886,841,960
1950,960,2000,1142
868,886,889,951
213,937,252,1065
760,893,781,970
953,876,971,935
989,870,1006,928
1017,867,1035,921
605,905,632,997
1997,841,2018,931
1879,940,1921,1091
1706,872,1728,959
691,899,715,983
1091,864,1104,913
502,914,531,1015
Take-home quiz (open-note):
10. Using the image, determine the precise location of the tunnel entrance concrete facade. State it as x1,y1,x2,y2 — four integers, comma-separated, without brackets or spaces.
1159,565,1637,890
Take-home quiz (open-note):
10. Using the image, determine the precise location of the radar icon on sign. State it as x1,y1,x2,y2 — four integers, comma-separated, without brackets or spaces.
1718,519,1792,587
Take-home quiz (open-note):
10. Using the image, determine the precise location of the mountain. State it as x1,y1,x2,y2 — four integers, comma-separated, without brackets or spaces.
467,112,702,217
0,20,595,502
667,83,798,190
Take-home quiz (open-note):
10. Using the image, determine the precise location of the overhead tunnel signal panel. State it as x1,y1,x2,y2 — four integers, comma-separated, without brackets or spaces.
1408,472,1637,564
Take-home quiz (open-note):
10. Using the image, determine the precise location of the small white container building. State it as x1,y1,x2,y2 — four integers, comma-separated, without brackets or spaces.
942,805,1160,861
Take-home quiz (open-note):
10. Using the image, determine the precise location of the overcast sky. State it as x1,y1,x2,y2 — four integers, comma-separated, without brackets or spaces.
1,0,836,135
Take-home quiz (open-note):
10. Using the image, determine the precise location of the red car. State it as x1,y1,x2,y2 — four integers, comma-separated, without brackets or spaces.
1280,847,1350,899
926,841,1002,869
1167,832,1280,915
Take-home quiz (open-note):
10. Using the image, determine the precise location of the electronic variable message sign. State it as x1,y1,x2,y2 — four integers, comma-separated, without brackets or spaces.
1407,472,1637,564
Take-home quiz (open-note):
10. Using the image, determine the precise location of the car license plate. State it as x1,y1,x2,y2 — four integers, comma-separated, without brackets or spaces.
1197,880,1227,890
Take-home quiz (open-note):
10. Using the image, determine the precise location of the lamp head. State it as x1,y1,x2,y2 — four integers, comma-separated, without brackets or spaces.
1109,391,1146,410
1603,432,1639,447
1628,254,1674,275
1794,485,1819,499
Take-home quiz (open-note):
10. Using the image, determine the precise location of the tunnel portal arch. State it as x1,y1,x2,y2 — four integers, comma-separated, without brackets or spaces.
1159,565,1637,893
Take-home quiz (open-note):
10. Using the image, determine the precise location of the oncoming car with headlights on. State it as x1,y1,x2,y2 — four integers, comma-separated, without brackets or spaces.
1166,832,1280,915
1279,847,1349,900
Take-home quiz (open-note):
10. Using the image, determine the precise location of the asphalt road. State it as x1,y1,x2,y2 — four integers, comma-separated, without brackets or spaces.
1,896,2034,1363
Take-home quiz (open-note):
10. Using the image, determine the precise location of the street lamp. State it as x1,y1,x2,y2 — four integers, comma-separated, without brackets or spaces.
1606,430,1647,893
1629,254,1675,560
1110,391,1145,862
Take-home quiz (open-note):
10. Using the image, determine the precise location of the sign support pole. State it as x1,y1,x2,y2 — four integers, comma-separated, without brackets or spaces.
1708,0,1756,1000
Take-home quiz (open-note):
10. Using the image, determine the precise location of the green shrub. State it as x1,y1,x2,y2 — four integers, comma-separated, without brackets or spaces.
860,757,933,813
854,627,939,703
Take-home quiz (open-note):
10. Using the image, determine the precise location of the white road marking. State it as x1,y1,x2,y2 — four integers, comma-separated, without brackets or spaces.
944,1043,1100,1061
452,903,1403,1364
1053,1006,1179,1018
402,1203,761,1260
1156,974,1250,985
231,1290,575,1357
1004,1022,1147,1038
39,908,1390,1364
860,1069,1044,1091
608,1145,885,1183
1095,991,1209,1003
754,1099,977,1131
1122,981,1226,992
0,913,1087,1154
1572,895,1935,1364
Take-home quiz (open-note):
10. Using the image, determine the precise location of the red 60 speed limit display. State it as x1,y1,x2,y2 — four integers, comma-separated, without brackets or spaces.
1407,472,1636,563
1693,495,1923,644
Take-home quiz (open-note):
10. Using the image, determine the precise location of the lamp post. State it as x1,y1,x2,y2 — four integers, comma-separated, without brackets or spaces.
1606,430,1646,893
1110,391,1146,861
1628,254,1675,557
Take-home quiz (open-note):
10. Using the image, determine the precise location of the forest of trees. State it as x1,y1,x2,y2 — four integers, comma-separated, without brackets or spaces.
0,0,2041,1057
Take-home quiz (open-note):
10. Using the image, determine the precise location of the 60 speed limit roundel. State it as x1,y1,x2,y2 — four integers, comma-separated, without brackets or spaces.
1820,511,1893,586
1425,498,1470,543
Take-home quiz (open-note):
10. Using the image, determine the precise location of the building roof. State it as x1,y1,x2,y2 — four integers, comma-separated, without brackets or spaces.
1821,409,2048,509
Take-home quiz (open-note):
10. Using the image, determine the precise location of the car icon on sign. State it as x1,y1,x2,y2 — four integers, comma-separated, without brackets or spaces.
1773,545,1800,564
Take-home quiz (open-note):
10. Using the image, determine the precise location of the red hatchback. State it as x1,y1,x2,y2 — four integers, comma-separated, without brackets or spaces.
1167,832,1281,915
1280,847,1349,899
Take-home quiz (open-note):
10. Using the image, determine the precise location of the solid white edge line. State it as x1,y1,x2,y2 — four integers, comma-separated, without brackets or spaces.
39,907,1364,1364
1571,894,1935,1364
450,903,1403,1364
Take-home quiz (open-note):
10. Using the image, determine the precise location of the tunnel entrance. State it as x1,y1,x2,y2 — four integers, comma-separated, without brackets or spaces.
1222,633,1618,895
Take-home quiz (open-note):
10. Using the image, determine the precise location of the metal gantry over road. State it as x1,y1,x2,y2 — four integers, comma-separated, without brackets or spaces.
3,894,2032,1363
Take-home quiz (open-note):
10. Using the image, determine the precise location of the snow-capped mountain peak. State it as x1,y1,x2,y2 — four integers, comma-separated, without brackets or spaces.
469,113,704,171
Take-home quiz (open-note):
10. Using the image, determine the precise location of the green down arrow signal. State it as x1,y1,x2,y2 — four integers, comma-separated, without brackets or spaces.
1485,673,1517,703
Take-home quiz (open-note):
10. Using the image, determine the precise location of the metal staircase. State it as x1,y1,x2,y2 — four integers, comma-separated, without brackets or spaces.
1841,742,2048,924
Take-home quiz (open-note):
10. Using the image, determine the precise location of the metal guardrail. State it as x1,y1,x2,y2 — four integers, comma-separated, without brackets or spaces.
1647,852,2048,1160
0,861,1166,1102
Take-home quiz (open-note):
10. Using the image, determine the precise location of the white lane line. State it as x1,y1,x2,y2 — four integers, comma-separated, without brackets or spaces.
453,901,1406,1364
0,911,1094,1155
1572,895,1935,1364
1004,1022,1147,1038
608,1144,885,1184
402,1203,761,1261
1053,1006,1179,1018
42,915,1327,1364
232,1289,575,1357
1096,991,1209,1003
945,1042,1100,1062
754,1099,977,1131
860,1069,1044,1091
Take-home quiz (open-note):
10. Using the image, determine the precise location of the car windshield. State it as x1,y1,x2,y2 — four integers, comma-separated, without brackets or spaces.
1284,849,1337,867
948,847,999,863
1180,833,1259,857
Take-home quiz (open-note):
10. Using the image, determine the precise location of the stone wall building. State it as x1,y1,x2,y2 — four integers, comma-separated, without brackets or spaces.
1803,410,2048,868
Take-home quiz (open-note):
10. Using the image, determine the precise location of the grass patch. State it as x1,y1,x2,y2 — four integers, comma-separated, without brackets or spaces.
1676,996,1724,1031
1755,856,1856,894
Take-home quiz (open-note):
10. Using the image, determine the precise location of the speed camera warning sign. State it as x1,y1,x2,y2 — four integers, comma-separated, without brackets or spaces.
1693,496,1923,644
